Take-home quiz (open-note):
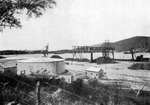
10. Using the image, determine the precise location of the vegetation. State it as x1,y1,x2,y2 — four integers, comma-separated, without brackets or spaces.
0,0,56,32
65,58,90,62
50,49,73,54
0,49,73,55
112,36,150,52
0,50,42,55
93,57,116,64
94,36,150,52
128,62,150,70
51,55,63,59
0,72,36,105
0,71,150,105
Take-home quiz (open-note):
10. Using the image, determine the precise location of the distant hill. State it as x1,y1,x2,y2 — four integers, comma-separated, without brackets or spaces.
0,49,73,55
112,36,150,52
92,36,150,52
0,50,42,55
92,43,102,47
1,36,150,55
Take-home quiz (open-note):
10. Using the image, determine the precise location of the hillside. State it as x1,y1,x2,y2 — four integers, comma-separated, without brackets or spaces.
1,36,150,55
112,36,150,52
93,36,150,52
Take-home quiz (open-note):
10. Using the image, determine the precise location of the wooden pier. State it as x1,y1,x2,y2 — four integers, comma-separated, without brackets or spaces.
72,41,115,62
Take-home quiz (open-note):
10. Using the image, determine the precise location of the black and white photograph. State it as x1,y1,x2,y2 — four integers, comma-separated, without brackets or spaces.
0,0,150,105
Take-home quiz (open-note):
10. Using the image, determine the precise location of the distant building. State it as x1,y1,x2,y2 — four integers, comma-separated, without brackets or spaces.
0,57,32,74
85,67,105,79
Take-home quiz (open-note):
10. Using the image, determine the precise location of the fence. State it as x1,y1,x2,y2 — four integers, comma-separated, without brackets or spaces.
0,73,96,105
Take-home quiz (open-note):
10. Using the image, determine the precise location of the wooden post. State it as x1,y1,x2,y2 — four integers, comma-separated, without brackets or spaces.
112,51,114,59
36,81,40,105
130,48,134,60
91,52,93,62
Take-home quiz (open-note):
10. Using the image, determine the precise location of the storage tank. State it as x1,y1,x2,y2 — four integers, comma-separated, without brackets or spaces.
0,57,33,68
17,58,65,76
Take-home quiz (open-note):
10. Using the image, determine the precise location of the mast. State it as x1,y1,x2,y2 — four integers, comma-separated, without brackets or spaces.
42,43,49,57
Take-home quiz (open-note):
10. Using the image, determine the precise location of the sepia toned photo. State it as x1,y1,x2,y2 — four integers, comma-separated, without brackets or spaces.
0,0,150,105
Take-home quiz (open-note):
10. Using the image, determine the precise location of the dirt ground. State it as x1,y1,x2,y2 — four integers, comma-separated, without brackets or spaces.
65,61,150,91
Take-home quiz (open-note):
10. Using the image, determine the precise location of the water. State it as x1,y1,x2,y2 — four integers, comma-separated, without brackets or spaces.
2,52,150,60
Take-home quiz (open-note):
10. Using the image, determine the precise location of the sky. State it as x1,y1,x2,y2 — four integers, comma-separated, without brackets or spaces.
1,0,150,51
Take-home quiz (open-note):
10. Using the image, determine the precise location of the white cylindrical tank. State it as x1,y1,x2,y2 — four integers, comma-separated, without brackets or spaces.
17,58,65,76
0,57,33,68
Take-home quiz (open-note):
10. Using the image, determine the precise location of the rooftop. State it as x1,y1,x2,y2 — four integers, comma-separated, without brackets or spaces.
17,57,64,63
85,67,102,72
0,57,33,62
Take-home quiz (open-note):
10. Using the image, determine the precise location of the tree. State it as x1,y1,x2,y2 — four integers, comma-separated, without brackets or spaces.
0,0,56,31
129,40,136,60
130,47,135,60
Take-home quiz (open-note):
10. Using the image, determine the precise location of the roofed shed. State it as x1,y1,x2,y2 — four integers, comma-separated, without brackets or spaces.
85,67,105,79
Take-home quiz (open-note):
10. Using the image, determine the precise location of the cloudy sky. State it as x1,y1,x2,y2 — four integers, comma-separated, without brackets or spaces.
1,0,150,51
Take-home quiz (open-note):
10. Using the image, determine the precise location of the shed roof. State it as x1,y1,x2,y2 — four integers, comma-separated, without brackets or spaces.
0,57,33,62
100,40,114,50
85,67,102,72
17,57,64,63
